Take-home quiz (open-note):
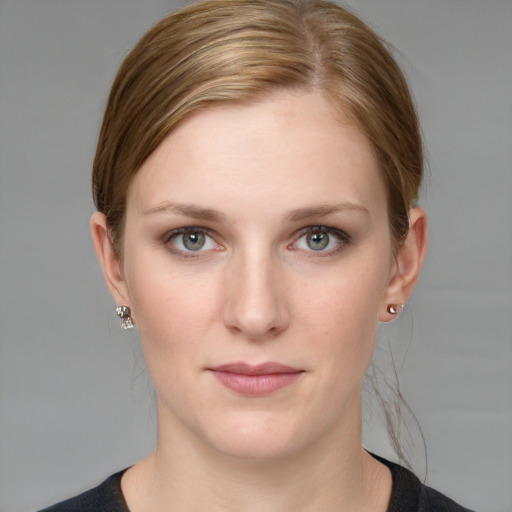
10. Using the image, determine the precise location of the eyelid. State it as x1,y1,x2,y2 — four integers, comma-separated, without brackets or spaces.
294,225,350,239
164,226,205,241
163,226,222,256
161,225,350,258
291,225,351,255
163,225,219,240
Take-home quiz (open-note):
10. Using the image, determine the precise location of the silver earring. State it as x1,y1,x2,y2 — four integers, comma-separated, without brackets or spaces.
387,304,403,315
116,305,134,329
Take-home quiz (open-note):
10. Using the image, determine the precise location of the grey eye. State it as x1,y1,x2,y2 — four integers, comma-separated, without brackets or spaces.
306,230,329,251
166,228,218,255
182,231,206,251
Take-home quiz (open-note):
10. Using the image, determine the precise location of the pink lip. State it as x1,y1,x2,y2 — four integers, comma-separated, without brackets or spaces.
208,362,304,396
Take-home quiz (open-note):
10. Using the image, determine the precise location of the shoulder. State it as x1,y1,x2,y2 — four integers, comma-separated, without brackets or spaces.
37,470,129,512
370,453,475,512
420,485,475,512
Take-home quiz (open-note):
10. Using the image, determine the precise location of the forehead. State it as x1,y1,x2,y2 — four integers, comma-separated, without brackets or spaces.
127,90,386,219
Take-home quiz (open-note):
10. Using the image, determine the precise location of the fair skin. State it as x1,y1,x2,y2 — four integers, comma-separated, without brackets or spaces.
92,90,427,512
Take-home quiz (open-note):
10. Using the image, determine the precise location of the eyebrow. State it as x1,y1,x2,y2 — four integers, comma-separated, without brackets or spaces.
143,201,368,223
143,202,227,222
285,202,369,222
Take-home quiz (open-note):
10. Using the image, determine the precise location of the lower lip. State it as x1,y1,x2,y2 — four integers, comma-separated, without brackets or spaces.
210,371,302,395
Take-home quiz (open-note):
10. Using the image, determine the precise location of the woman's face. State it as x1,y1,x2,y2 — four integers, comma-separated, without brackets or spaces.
113,90,400,459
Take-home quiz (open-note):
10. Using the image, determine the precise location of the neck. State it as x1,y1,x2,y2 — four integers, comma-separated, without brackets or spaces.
122,396,391,512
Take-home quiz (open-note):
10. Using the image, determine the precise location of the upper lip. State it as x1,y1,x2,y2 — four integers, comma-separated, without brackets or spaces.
208,362,303,375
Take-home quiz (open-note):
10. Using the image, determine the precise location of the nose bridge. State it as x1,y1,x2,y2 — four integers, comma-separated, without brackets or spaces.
223,242,289,339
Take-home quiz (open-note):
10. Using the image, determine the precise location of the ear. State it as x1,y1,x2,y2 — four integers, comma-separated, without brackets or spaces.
380,208,428,322
90,212,131,308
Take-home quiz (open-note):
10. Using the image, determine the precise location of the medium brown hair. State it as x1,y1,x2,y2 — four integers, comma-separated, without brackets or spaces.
92,0,422,258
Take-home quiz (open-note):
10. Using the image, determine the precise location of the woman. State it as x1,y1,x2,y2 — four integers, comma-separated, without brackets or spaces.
40,0,473,510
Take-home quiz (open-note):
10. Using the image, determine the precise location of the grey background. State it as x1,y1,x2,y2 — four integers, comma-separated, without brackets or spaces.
0,1,510,511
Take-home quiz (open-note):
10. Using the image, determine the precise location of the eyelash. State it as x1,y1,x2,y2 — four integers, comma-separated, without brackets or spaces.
291,226,351,257
162,226,351,259
162,227,220,259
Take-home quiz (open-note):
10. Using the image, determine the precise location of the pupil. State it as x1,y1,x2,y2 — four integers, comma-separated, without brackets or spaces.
307,231,329,250
184,232,205,250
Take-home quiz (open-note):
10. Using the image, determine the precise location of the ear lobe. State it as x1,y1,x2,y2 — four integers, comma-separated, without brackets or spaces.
90,212,130,307
380,208,428,322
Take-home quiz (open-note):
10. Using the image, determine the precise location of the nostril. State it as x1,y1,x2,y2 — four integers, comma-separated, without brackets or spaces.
222,258,290,340
223,301,289,340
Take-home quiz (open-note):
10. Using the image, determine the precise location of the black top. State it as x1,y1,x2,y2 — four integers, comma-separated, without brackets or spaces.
39,456,474,512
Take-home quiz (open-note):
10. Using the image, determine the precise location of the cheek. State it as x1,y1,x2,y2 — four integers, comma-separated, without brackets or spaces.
293,258,389,362
128,273,224,407
296,256,389,321
123,248,221,359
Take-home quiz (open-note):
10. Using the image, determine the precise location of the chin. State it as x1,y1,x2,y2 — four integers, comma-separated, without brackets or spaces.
209,434,302,462
199,411,316,462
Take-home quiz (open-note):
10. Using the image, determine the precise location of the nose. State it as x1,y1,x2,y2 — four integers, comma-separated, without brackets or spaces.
222,250,290,340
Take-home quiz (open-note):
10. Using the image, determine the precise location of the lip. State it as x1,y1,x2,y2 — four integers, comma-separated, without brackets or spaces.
207,362,304,396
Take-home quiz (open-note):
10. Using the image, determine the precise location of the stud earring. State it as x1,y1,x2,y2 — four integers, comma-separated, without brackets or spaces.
387,304,404,315
116,305,134,329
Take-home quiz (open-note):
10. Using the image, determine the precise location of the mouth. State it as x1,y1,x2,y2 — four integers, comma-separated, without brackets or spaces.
207,362,304,396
